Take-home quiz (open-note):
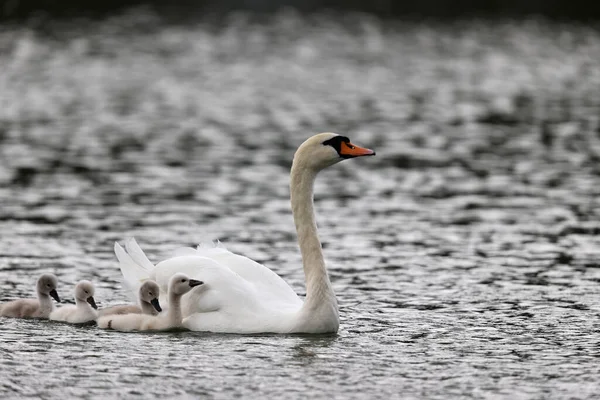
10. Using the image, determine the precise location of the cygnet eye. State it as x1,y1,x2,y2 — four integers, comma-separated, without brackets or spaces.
148,292,153,296
85,290,89,294
181,278,186,283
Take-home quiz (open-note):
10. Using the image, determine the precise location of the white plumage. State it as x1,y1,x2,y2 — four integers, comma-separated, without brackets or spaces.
115,133,375,333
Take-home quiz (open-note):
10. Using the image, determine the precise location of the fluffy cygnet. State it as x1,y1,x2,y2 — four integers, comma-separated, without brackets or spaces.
49,280,98,324
0,274,61,319
98,273,202,332
98,280,162,317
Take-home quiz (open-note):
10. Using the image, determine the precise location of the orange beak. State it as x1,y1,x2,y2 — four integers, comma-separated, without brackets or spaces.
339,141,376,158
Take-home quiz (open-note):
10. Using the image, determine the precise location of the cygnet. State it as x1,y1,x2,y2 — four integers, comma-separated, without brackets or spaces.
98,280,162,317
98,273,202,331
0,273,61,319
49,280,98,323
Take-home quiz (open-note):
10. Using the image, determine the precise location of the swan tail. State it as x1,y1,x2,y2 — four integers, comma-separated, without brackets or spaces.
114,241,152,295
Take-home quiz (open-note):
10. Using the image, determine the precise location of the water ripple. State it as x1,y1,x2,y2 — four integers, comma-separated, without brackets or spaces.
1,11,600,400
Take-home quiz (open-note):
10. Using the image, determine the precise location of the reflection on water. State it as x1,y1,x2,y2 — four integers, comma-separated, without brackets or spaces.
1,9,600,400
290,335,338,364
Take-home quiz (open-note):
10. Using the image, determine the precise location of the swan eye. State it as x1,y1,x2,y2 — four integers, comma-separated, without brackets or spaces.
322,135,351,151
181,279,186,283
85,290,89,294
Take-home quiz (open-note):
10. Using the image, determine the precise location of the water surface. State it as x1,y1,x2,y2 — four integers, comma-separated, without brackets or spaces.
0,11,599,399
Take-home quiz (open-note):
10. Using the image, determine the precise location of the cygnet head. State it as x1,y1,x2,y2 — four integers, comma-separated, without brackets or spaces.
169,273,203,296
74,280,97,309
37,274,60,302
293,133,375,171
139,280,162,312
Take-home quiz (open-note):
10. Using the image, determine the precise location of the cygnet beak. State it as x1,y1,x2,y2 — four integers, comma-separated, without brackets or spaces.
87,296,98,309
189,279,204,288
150,298,162,312
49,289,60,303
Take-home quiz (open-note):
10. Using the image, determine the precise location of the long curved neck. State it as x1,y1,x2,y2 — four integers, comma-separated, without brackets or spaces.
75,297,89,310
167,292,182,326
290,161,337,315
140,300,155,315
37,292,53,314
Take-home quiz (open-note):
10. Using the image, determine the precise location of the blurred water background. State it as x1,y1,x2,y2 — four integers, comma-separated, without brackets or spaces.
1,3,600,399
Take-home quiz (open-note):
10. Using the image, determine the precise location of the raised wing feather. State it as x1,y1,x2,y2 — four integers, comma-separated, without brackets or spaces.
114,242,152,298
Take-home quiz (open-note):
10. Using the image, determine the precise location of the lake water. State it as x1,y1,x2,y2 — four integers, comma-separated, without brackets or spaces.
0,10,599,399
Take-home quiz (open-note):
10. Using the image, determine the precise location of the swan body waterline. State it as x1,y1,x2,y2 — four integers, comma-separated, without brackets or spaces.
97,274,202,331
0,274,60,319
49,280,98,324
98,280,162,317
116,133,375,333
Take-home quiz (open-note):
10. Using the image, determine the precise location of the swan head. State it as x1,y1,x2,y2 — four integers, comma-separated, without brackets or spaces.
74,280,97,309
37,273,60,302
139,280,162,312
169,273,204,296
293,133,375,171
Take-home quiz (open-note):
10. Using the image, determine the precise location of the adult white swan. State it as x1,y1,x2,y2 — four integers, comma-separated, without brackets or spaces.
116,133,375,333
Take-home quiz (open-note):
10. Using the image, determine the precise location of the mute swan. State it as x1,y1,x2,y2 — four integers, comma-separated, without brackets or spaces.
49,280,98,324
0,274,60,319
116,133,375,333
97,273,202,331
98,280,162,317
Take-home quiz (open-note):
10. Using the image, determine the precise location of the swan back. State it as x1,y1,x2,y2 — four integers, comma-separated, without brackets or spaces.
172,245,302,306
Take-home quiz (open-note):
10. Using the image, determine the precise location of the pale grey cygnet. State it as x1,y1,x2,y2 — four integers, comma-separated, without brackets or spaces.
49,280,98,324
0,273,60,319
98,280,162,317
98,273,202,332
